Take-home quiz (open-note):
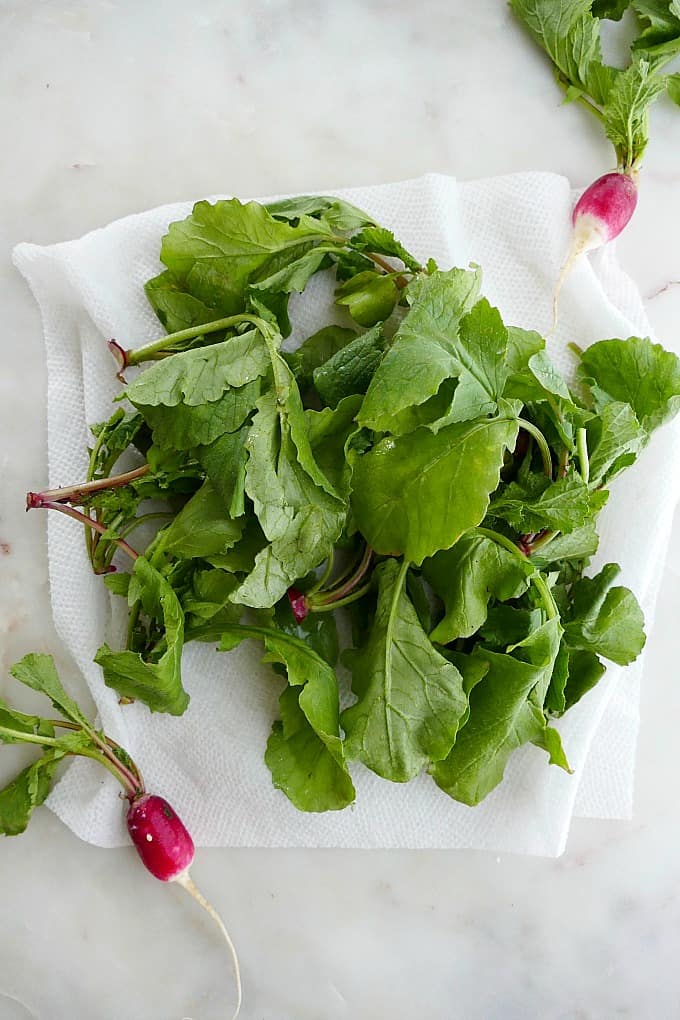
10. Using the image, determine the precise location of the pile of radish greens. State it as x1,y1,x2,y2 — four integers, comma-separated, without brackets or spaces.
9,191,680,823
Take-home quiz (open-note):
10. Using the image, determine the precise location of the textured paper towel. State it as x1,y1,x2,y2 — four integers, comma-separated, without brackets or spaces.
13,172,680,856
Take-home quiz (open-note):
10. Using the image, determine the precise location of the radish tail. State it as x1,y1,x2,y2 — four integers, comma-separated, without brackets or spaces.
176,871,243,1020
551,234,590,333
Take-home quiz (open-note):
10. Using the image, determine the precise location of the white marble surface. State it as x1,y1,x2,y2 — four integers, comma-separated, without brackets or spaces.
1,2,680,1018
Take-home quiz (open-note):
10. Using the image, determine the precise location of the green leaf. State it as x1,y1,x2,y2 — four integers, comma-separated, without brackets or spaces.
196,426,249,517
490,471,592,534
205,516,268,576
0,753,62,836
349,226,422,272
95,557,189,715
265,687,355,812
9,653,91,731
430,618,562,805
220,625,355,812
373,379,459,437
104,571,131,598
438,650,490,730
544,640,571,715
342,560,468,783
351,416,518,564
138,378,262,451
182,568,242,622
668,72,680,105
124,331,270,408
631,1,680,68
592,0,630,20
509,0,616,104
446,298,511,422
532,725,572,771
505,326,545,375
579,337,680,433
602,59,666,168
586,400,643,485
249,246,332,296
563,648,607,711
335,271,399,327
424,531,534,643
357,267,482,433
232,389,345,607
306,394,363,500
0,700,56,744
160,198,331,313
312,324,386,407
145,271,221,333
90,409,145,476
163,481,245,559
284,325,357,391
270,598,340,667
529,520,599,567
265,194,374,233
563,563,646,665
480,605,545,648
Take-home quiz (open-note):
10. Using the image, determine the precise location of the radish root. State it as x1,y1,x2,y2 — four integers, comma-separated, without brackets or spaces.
176,871,243,1020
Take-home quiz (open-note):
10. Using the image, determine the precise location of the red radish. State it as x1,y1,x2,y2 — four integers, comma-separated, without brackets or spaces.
126,794,195,881
287,587,309,622
552,170,638,328
126,793,242,1019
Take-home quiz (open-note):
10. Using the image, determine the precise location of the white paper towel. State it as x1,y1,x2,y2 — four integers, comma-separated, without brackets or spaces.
13,172,680,856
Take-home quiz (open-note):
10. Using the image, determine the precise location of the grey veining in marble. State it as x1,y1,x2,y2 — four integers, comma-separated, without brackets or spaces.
1,2,680,1017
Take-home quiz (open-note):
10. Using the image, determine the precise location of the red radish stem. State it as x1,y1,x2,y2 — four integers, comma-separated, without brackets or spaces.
29,499,141,562
286,544,374,621
552,171,638,329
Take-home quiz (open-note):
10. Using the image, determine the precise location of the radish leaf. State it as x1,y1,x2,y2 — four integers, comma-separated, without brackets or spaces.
342,560,467,783
430,619,562,805
10,653,92,731
351,416,518,564
0,753,63,836
562,564,646,665
219,625,355,812
312,324,386,407
357,267,482,432
580,336,680,433
424,531,534,644
490,471,592,534
95,557,189,715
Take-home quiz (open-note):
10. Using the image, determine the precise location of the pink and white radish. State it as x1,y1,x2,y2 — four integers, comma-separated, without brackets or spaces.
125,792,242,1019
553,170,638,328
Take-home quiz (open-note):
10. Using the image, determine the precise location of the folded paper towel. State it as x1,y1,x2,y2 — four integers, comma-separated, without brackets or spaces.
13,172,680,856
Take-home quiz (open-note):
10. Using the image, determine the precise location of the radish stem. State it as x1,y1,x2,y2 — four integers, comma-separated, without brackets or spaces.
35,501,140,561
313,544,373,606
175,871,242,1020
366,251,410,288
310,580,373,612
306,552,335,596
516,421,553,479
123,314,267,367
27,465,150,506
476,527,559,620
576,428,590,485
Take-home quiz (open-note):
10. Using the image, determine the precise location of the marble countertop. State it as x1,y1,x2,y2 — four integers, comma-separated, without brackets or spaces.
1,2,680,1018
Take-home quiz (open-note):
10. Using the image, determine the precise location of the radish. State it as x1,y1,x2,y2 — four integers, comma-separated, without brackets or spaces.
126,793,242,1019
552,170,638,328
0,651,242,1019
